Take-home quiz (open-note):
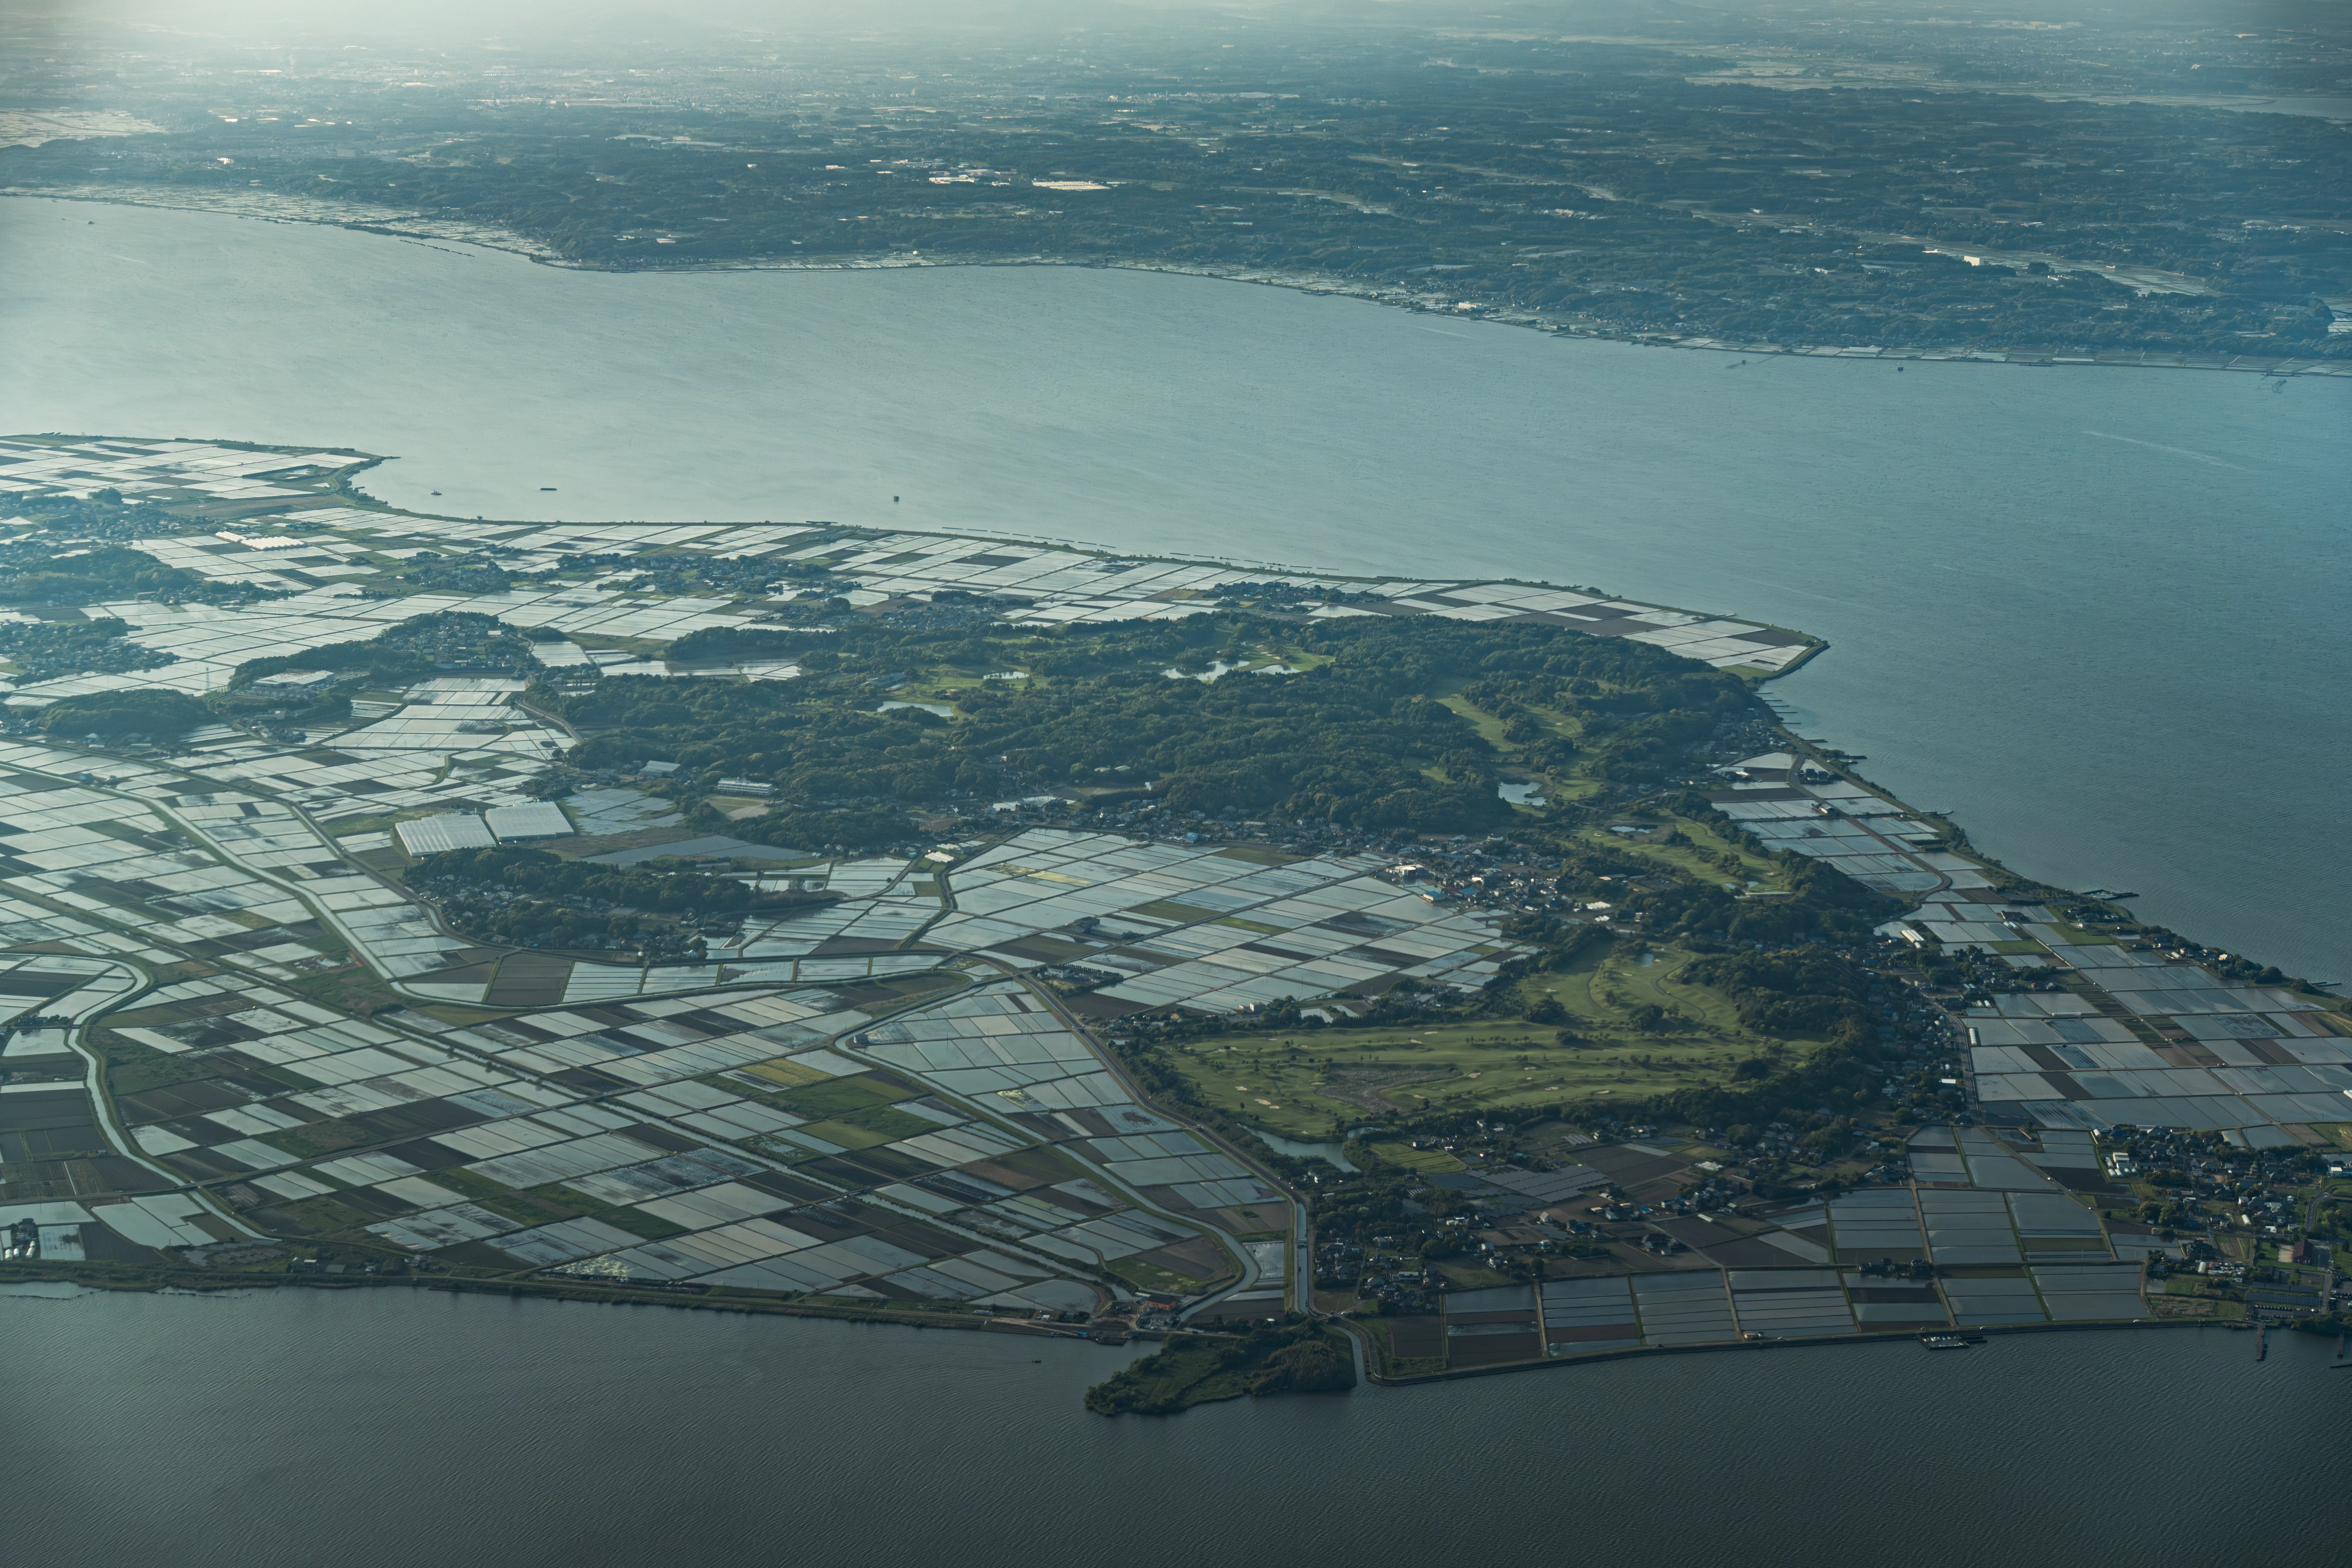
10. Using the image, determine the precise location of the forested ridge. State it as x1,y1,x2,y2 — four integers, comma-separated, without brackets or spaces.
550,613,1753,847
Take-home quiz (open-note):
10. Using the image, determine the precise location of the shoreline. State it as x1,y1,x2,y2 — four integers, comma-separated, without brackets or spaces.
1360,1310,2234,1388
0,430,1834,682
0,1265,1112,1336
0,469,2339,1379
9,186,2346,381
4,1262,2284,1392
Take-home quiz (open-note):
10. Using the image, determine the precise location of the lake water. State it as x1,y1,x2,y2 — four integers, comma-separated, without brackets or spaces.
5,1284,2347,1568
2,199,2347,980
1252,1129,1358,1171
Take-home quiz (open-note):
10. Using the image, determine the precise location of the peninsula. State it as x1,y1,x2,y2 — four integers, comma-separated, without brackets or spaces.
0,432,2343,1404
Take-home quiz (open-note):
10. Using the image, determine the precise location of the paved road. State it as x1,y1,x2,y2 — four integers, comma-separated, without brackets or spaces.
975,951,1308,1322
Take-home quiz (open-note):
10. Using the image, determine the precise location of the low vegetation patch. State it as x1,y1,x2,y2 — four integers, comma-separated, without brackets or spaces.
1085,1321,1355,1415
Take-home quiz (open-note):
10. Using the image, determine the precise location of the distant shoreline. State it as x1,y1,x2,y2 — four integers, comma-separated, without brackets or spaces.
10,186,2347,381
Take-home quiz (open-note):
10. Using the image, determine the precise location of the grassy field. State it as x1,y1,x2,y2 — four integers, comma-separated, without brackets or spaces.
1574,819,1790,895
1109,1254,1217,1294
1161,941,1818,1137
1432,685,1606,807
1363,1319,1445,1379
2042,922,2121,944
1368,1142,1466,1174
287,962,404,1018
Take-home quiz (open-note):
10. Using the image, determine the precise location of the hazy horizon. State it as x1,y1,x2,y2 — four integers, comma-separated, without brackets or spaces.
12,0,2343,52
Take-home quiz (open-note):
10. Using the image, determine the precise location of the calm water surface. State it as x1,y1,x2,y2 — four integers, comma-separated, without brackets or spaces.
5,1285,2347,1568
1251,1130,1357,1170
2,201,2346,978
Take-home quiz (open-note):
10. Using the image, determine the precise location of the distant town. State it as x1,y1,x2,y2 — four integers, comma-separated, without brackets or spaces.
6,9,2349,372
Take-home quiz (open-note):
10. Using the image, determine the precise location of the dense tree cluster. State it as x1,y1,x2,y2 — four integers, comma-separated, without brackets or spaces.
408,844,826,914
4,492,201,544
390,553,518,594
1683,946,1877,1047
0,617,177,682
403,844,835,952
30,687,209,740
555,613,1748,847
0,539,273,609
1084,1320,1353,1414
1608,852,1902,949
556,550,829,599
227,610,540,690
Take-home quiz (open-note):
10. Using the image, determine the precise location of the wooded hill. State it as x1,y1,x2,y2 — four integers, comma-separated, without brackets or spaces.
550,613,1755,848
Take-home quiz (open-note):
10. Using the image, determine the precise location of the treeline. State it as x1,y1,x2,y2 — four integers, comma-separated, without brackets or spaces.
5,612,539,744
1684,947,1876,1048
1084,1321,1354,1415
227,611,542,690
0,617,177,682
0,540,279,608
1612,853,1901,949
562,552,811,598
28,688,209,740
406,845,832,916
663,626,832,664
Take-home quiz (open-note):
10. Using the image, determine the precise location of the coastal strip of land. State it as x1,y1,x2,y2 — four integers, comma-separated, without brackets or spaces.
9,188,2347,382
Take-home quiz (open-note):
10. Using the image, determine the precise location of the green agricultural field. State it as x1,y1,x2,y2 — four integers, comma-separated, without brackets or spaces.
1160,941,1821,1137
1109,1254,1219,1295
1576,820,1791,894
1432,1260,1516,1290
1367,1142,1466,1174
